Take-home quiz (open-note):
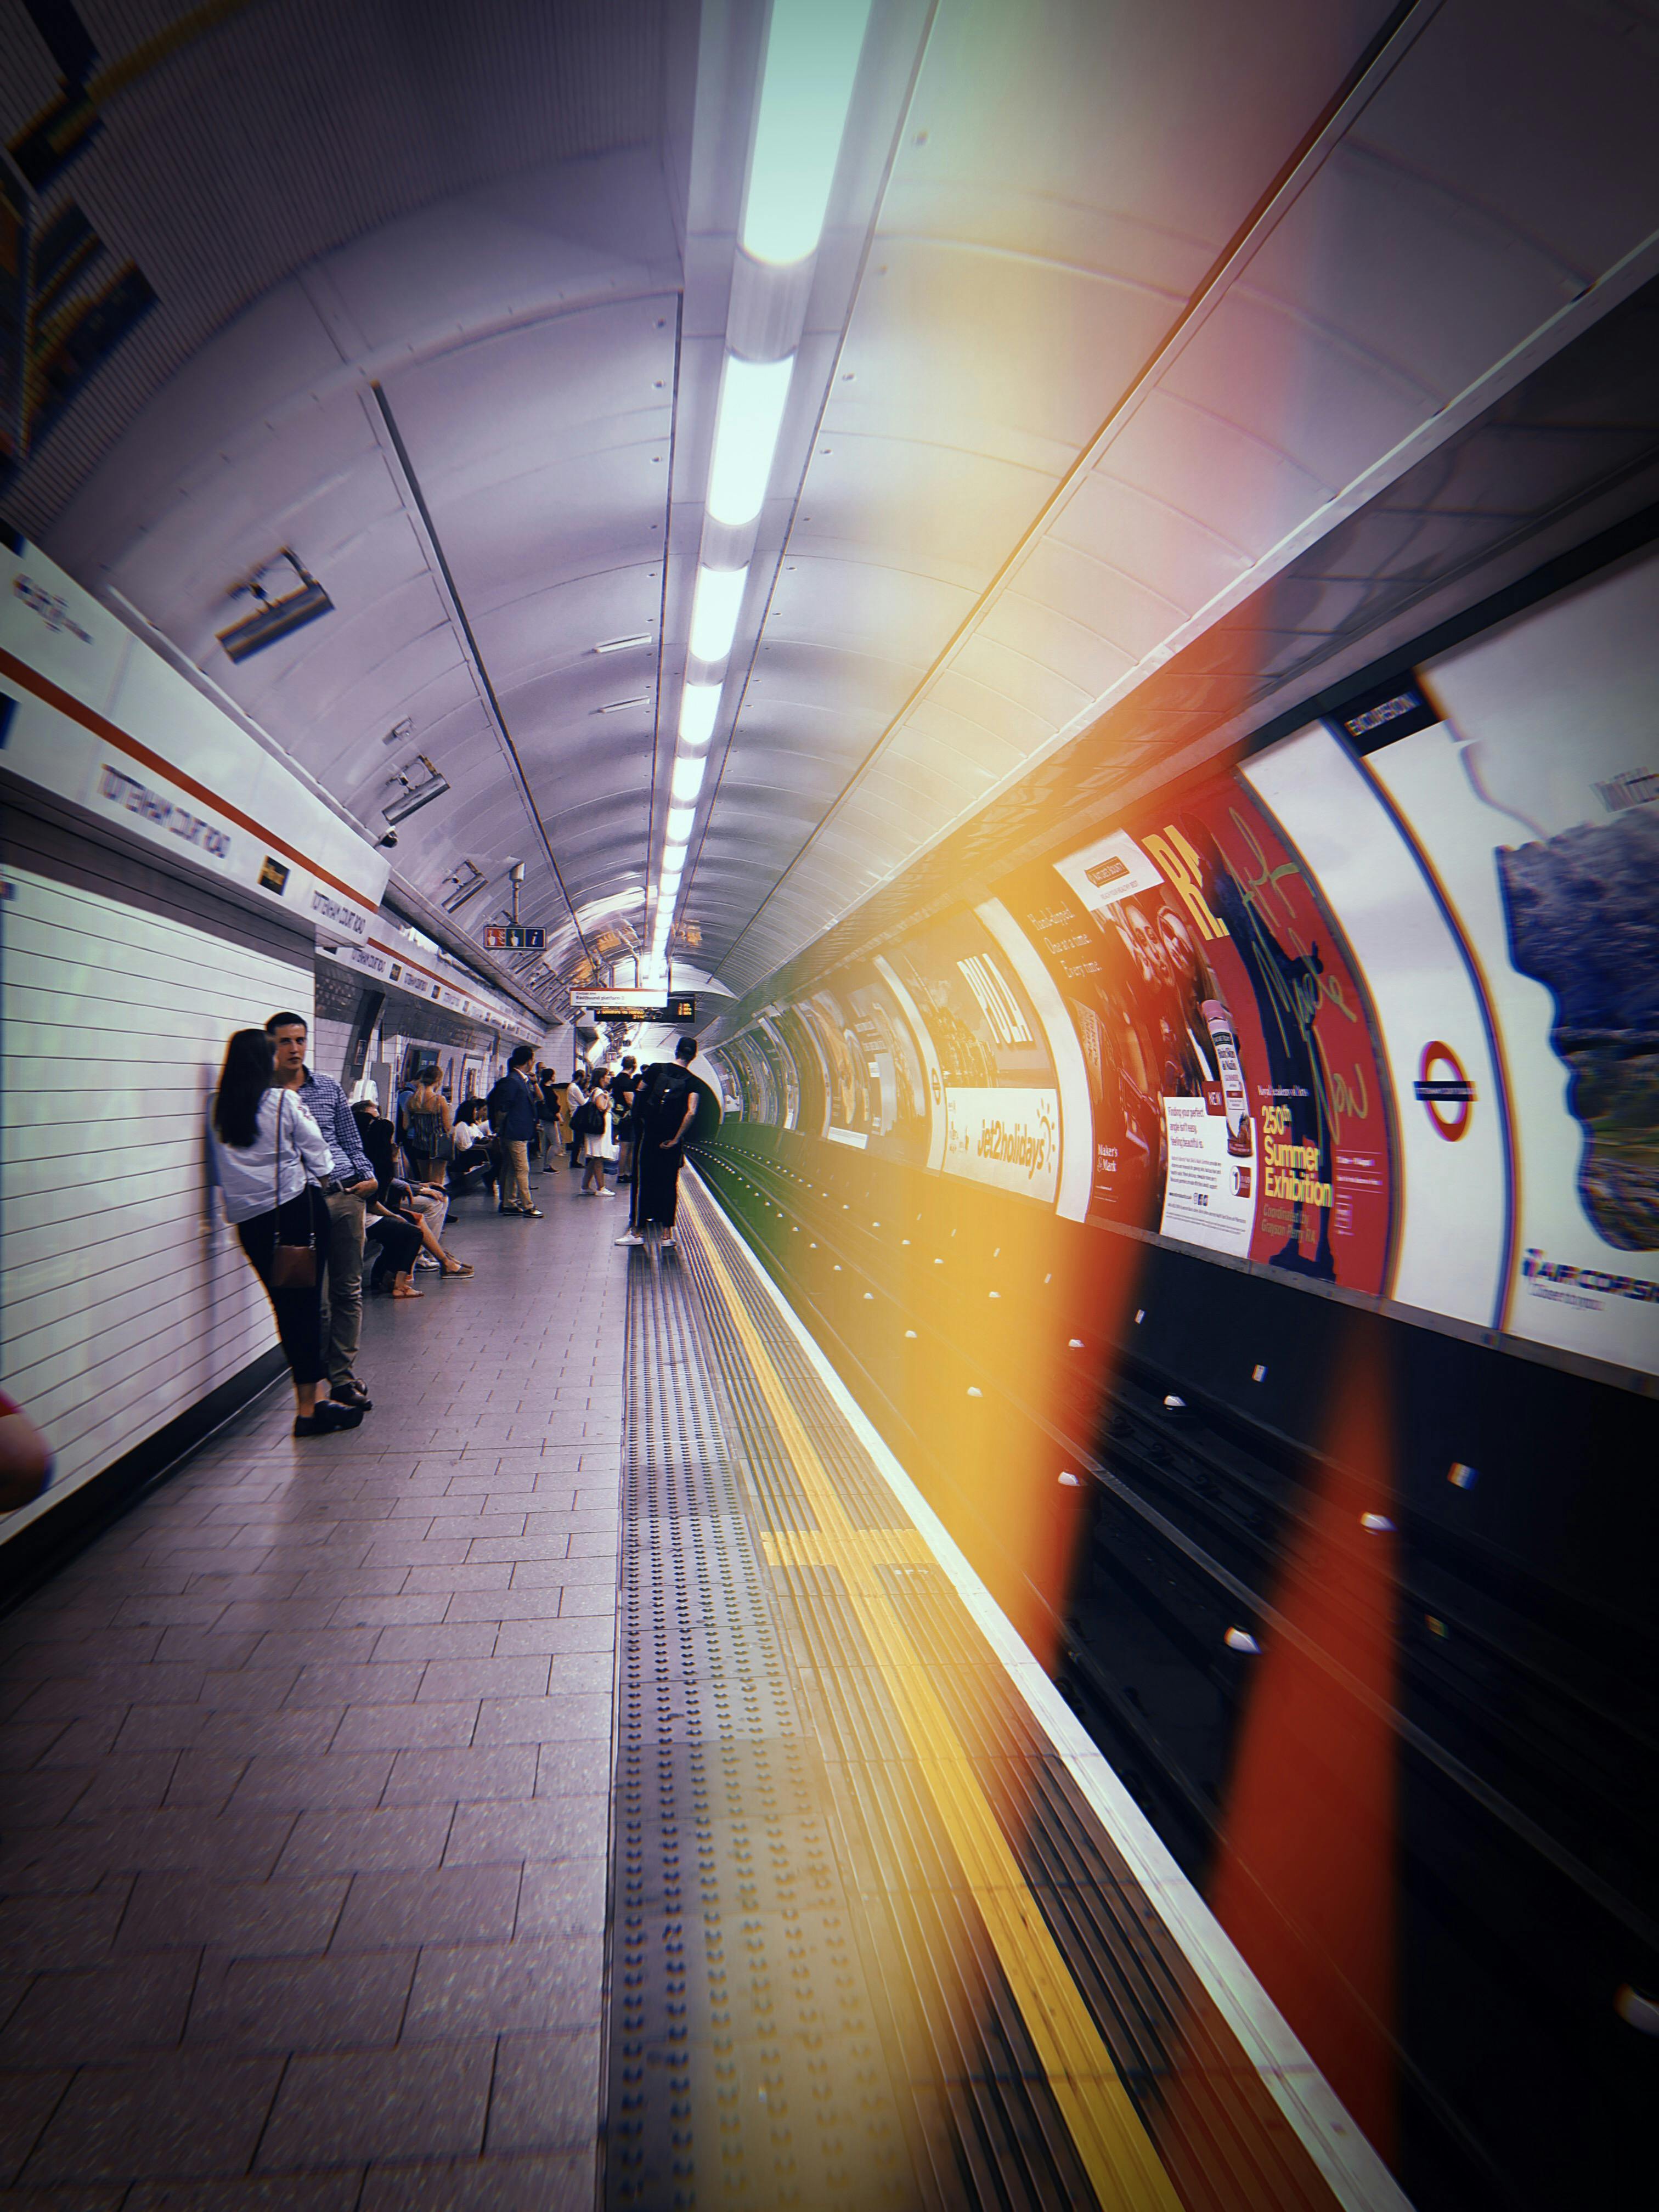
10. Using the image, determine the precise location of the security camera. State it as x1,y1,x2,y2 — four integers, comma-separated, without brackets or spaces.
509,861,527,883
376,830,398,848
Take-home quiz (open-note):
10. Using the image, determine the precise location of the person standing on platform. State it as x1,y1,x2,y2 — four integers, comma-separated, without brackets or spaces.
489,1045,544,1218
616,1036,701,1249
613,1056,640,1186
565,1063,589,1169
267,1012,380,1414
577,1077,617,1195
210,1029,362,1435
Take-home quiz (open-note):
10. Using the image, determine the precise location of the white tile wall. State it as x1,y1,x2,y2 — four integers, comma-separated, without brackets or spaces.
310,1015,353,1085
1,809,314,1547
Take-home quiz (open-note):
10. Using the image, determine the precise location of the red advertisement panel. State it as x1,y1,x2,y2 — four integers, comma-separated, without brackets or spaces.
1002,772,1396,1293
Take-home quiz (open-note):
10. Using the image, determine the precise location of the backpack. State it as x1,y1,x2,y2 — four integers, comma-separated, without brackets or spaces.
486,1075,516,1126
406,1106,452,1161
645,1069,693,1141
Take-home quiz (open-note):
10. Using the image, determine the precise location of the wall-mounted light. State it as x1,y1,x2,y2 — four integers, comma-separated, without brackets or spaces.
216,549,333,663
382,753,450,827
440,860,488,913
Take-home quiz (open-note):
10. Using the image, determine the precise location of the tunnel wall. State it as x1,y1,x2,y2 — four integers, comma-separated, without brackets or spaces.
709,538,1659,1400
0,543,546,1593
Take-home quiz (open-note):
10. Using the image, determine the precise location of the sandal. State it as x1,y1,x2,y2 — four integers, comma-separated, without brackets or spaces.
442,1260,475,1277
391,1283,424,1298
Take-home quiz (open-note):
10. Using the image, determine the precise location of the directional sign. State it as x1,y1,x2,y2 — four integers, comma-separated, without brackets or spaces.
573,988,695,1015
580,996,697,1025
483,924,544,950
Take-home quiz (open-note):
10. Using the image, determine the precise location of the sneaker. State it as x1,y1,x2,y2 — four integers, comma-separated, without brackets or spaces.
414,1255,441,1271
659,1232,675,1248
599,1188,616,1198
614,1231,645,1246
520,1207,544,1219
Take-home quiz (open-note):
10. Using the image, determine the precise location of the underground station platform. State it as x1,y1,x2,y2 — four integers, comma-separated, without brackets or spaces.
0,1167,1410,2211
605,1178,1401,2212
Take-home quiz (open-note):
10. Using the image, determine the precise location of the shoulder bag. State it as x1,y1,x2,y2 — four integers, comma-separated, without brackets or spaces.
270,1092,319,1289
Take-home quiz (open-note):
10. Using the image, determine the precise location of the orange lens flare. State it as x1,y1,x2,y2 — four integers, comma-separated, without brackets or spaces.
1209,1323,1400,2163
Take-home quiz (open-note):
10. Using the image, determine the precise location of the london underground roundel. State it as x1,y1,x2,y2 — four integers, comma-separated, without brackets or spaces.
1415,1041,1476,1141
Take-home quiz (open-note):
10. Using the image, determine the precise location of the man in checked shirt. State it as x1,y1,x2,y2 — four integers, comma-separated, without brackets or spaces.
266,1011,381,1413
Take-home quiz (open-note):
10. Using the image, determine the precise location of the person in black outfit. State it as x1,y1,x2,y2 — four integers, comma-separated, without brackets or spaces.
613,1056,640,1185
351,1100,428,1295
615,1036,702,1249
208,1029,362,1436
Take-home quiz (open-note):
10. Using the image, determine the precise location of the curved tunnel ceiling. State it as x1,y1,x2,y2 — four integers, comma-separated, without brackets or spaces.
8,0,1659,1015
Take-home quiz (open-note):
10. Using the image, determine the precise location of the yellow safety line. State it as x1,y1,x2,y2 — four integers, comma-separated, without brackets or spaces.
682,1189,1186,2212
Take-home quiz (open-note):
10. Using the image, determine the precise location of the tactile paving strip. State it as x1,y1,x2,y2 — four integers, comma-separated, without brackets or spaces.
604,1239,918,2210
603,1201,1349,2212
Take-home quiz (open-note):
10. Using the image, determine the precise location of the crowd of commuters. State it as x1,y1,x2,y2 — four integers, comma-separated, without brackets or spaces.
206,1019,710,1435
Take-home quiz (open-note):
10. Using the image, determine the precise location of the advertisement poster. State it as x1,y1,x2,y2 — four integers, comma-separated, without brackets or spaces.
885,911,1059,1204
842,967,933,1163
943,1088,1062,1205
1363,550,1659,1374
1004,776,1396,1291
1245,722,1511,1330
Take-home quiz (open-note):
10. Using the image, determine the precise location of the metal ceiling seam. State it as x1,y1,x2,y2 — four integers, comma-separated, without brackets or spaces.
708,0,1443,983
366,379,596,980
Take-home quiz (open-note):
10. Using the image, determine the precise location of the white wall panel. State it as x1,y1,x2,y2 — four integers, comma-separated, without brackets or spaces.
1,810,313,1549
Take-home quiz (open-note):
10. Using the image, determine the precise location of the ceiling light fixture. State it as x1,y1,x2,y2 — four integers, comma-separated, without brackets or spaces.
598,693,651,714
666,804,696,842
706,356,795,528
679,682,721,747
382,754,451,827
670,753,707,804
594,633,653,654
688,564,749,664
741,0,874,267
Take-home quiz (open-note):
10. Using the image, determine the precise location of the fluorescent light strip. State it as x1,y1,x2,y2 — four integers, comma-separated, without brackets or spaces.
666,803,696,842
670,753,707,803
741,0,874,267
594,633,653,654
707,355,794,528
680,681,721,746
689,563,749,664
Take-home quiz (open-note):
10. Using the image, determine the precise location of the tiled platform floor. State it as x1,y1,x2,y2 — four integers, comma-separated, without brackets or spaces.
0,1158,626,2209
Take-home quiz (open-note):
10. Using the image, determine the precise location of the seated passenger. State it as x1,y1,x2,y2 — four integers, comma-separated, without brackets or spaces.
351,1101,472,1290
448,1100,498,1195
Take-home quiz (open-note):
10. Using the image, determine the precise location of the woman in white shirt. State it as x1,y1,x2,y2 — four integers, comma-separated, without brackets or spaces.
208,1029,363,1436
